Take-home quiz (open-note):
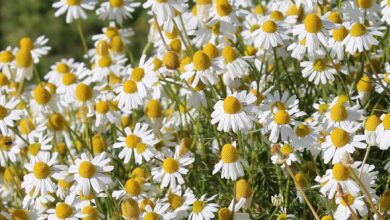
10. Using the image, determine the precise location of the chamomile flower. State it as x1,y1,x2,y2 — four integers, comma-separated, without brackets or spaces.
96,0,140,24
69,152,113,195
293,13,334,52
93,54,126,83
151,147,194,189
334,194,367,220
217,199,250,220
17,36,51,64
211,91,257,133
92,22,134,45
113,123,158,164
291,119,320,153
0,95,24,135
114,78,147,112
329,24,348,60
22,152,66,198
26,133,53,159
14,48,33,81
375,113,390,150
46,194,85,220
0,49,14,76
373,63,390,93
252,18,288,49
189,195,219,220
343,22,384,55
0,130,20,167
127,55,158,92
89,99,121,130
143,0,184,22
45,59,79,85
112,177,156,200
53,0,97,24
325,98,363,130
142,202,176,220
164,187,195,219
364,115,381,146
213,143,247,181
319,163,360,199
217,46,252,80
300,57,338,85
208,0,241,36
321,126,367,164
271,143,300,166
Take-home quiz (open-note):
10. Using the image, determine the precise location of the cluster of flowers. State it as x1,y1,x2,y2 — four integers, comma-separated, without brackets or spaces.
0,0,389,219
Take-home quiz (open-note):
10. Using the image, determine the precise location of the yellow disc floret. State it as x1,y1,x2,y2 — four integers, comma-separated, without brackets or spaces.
78,161,96,178
193,51,211,71
33,162,51,179
163,158,179,174
350,23,366,37
332,163,350,181
304,14,323,33
262,20,278,33
330,103,348,122
330,128,350,148
56,203,73,218
221,144,240,163
274,110,291,125
223,96,241,114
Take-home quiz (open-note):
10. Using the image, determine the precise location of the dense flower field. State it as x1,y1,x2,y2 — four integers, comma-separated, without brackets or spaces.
0,0,389,219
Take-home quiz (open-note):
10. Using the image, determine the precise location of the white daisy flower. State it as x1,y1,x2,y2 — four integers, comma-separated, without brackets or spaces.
271,143,300,167
293,13,334,53
334,194,367,220
17,36,51,64
53,0,97,24
92,22,134,45
352,161,378,197
0,95,24,135
114,78,147,112
211,91,257,133
14,48,33,82
217,46,252,80
142,202,176,220
93,54,126,83
45,59,79,85
321,125,367,164
291,119,320,153
208,0,241,37
143,0,184,22
163,187,195,219
112,177,157,201
88,99,121,130
325,98,363,130
26,132,53,159
188,195,219,220
127,55,158,92
343,22,384,55
364,115,381,146
113,123,158,164
300,57,338,85
22,152,66,198
217,198,250,220
0,48,14,77
329,24,348,60
319,163,360,199
375,113,390,150
46,194,86,220
151,147,194,189
69,152,114,195
96,0,140,24
213,143,247,181
252,17,288,49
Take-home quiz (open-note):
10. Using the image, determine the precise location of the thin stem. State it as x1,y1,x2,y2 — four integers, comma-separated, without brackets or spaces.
359,145,371,178
77,19,88,54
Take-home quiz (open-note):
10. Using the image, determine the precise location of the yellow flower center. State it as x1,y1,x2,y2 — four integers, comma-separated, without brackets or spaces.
145,99,162,118
350,23,366,37
332,26,348,41
169,38,181,52
163,51,180,70
341,194,355,206
356,75,372,92
211,23,221,35
19,37,34,50
96,41,109,56
33,85,52,105
58,179,72,189
0,105,8,119
55,203,73,218
110,36,125,53
332,163,350,181
357,0,374,9
295,123,311,137
75,83,93,102
11,209,29,220
93,102,109,115
321,215,334,220
223,96,241,114
168,193,183,210
0,73,9,86
125,179,141,196
140,199,155,212
235,179,252,199
3,167,16,183
110,0,123,7
16,48,32,68
105,27,119,38
216,0,232,16
144,212,160,220
47,113,65,131
304,14,323,33
33,162,51,179
254,5,265,15
123,80,138,94
78,161,96,178
383,113,390,130
131,67,145,82
274,110,291,125
28,143,41,156
98,55,112,68
82,205,99,220
192,200,205,213
126,134,141,148
92,134,106,154
218,208,232,220
330,103,348,122
384,74,390,84
19,118,35,134
0,51,14,63
277,213,287,220
379,190,390,212
203,43,218,59
280,144,293,156
162,157,179,174
245,46,257,56
328,12,342,24
364,115,381,131
270,10,284,21
330,128,350,148
193,51,211,71
295,172,306,187
222,46,238,63
262,20,278,33
62,72,77,85
196,0,211,4
56,63,70,74
220,143,240,163
121,199,139,219
313,59,327,72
